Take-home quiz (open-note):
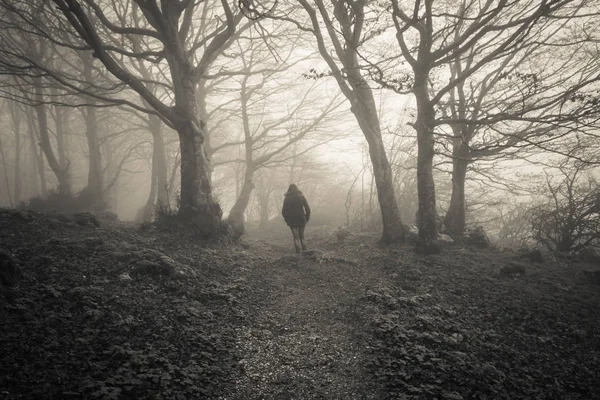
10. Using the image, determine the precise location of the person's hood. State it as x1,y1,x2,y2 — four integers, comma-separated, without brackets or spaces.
285,190,303,197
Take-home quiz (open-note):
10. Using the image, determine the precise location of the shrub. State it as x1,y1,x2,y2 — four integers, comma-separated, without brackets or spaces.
530,164,600,252
23,187,107,213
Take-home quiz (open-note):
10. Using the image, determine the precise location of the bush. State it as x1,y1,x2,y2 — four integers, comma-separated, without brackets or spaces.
23,187,106,213
76,187,106,212
153,196,231,239
25,189,77,212
154,196,181,231
530,164,600,252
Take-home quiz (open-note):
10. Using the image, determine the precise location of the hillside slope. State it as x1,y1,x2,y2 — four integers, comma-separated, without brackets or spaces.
2,211,600,399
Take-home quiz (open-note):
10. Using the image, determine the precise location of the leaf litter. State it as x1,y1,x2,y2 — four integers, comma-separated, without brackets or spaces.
2,211,600,399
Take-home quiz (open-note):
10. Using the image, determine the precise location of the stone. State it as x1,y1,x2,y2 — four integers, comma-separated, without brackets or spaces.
519,247,544,263
438,233,454,244
500,261,526,276
466,226,490,249
582,269,600,284
0,249,22,288
131,259,176,278
579,247,600,266
118,272,132,281
73,212,100,227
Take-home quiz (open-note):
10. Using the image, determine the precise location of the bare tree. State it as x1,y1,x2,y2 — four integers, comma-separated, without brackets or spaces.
276,0,406,244
531,160,600,251
386,0,599,252
220,37,345,236
434,7,600,238
0,0,247,232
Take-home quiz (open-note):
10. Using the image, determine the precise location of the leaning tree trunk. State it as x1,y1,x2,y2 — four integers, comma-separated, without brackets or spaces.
227,165,255,237
34,77,70,196
351,85,405,244
444,141,470,238
414,76,440,254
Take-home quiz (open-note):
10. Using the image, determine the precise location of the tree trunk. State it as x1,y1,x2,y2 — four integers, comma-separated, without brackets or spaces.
52,88,68,170
167,46,221,234
444,141,470,238
9,102,22,205
103,140,119,213
25,107,44,197
414,79,440,254
143,115,168,221
34,77,70,196
0,134,13,206
143,145,158,222
258,196,270,230
227,165,255,237
351,87,404,244
178,120,222,233
82,54,103,207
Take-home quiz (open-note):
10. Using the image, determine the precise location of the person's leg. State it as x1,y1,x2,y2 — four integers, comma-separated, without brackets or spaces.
290,227,301,253
299,225,306,251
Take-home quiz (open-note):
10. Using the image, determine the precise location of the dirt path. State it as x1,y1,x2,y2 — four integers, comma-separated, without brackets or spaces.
222,240,383,400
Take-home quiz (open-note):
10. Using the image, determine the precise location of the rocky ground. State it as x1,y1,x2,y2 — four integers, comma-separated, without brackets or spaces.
1,210,600,399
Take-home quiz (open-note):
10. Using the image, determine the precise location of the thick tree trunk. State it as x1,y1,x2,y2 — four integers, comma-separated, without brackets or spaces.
351,86,404,244
178,120,222,233
34,77,70,196
444,142,470,238
167,47,221,235
414,78,440,254
227,165,255,237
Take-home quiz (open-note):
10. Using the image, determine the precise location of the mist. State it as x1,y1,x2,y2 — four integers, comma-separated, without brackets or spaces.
1,1,600,399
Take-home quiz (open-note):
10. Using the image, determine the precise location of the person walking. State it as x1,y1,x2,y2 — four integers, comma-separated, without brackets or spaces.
282,184,311,253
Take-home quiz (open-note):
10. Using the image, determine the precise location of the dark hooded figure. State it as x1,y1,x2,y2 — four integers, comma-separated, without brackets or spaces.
282,184,311,253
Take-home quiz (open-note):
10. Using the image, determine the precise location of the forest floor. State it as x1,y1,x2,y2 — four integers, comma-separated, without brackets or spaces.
1,209,600,399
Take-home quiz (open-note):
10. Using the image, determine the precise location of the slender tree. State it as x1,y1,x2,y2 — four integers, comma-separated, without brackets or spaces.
43,0,247,232
277,0,406,244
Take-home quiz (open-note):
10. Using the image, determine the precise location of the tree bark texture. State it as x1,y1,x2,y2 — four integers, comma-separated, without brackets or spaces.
166,35,221,233
25,109,43,197
227,165,255,237
444,141,470,238
351,85,405,244
143,115,168,221
34,77,70,196
82,54,103,206
414,76,440,254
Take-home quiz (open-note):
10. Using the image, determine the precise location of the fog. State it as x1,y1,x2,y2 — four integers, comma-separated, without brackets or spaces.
0,0,598,250
2,2,600,399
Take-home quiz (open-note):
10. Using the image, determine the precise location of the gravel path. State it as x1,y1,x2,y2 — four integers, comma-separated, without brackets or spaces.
222,242,384,400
